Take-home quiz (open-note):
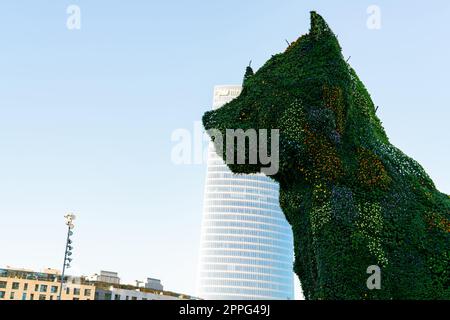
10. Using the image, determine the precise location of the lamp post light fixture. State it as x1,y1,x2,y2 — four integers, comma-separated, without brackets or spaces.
58,213,76,300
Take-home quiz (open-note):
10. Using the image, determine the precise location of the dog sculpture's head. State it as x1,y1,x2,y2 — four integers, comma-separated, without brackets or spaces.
203,12,390,187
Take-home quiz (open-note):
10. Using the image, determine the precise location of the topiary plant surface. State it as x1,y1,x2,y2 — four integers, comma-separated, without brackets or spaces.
202,12,450,300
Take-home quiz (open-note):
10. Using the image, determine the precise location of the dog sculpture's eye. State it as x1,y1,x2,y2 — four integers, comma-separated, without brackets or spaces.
239,109,250,120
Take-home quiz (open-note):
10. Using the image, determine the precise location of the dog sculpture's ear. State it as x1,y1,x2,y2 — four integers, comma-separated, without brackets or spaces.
242,63,254,95
243,64,254,85
309,11,333,41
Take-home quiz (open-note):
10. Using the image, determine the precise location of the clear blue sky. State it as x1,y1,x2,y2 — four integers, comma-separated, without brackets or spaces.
0,1,449,297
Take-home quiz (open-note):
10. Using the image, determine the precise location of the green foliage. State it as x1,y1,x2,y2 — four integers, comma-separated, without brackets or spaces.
243,65,254,85
354,202,388,267
203,11,450,299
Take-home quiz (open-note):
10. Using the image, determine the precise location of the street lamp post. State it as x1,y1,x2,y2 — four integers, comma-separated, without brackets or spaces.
58,213,76,300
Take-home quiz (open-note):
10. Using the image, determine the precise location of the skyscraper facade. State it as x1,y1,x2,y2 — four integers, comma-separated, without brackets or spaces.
197,85,294,300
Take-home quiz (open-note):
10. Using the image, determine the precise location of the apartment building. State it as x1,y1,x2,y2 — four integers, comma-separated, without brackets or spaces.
0,267,197,301
0,267,95,300
94,285,187,300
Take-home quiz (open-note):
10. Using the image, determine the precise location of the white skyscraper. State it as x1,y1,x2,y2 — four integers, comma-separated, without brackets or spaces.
197,85,294,300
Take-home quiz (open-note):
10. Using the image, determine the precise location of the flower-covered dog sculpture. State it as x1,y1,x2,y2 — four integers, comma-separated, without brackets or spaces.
203,12,449,299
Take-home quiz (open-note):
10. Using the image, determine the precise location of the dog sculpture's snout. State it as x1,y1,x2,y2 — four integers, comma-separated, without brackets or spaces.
202,110,217,131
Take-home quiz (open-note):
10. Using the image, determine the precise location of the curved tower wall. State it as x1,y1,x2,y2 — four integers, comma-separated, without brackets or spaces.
197,85,294,300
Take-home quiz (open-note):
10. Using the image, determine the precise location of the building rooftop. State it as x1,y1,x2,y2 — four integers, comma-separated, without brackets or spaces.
0,267,93,286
